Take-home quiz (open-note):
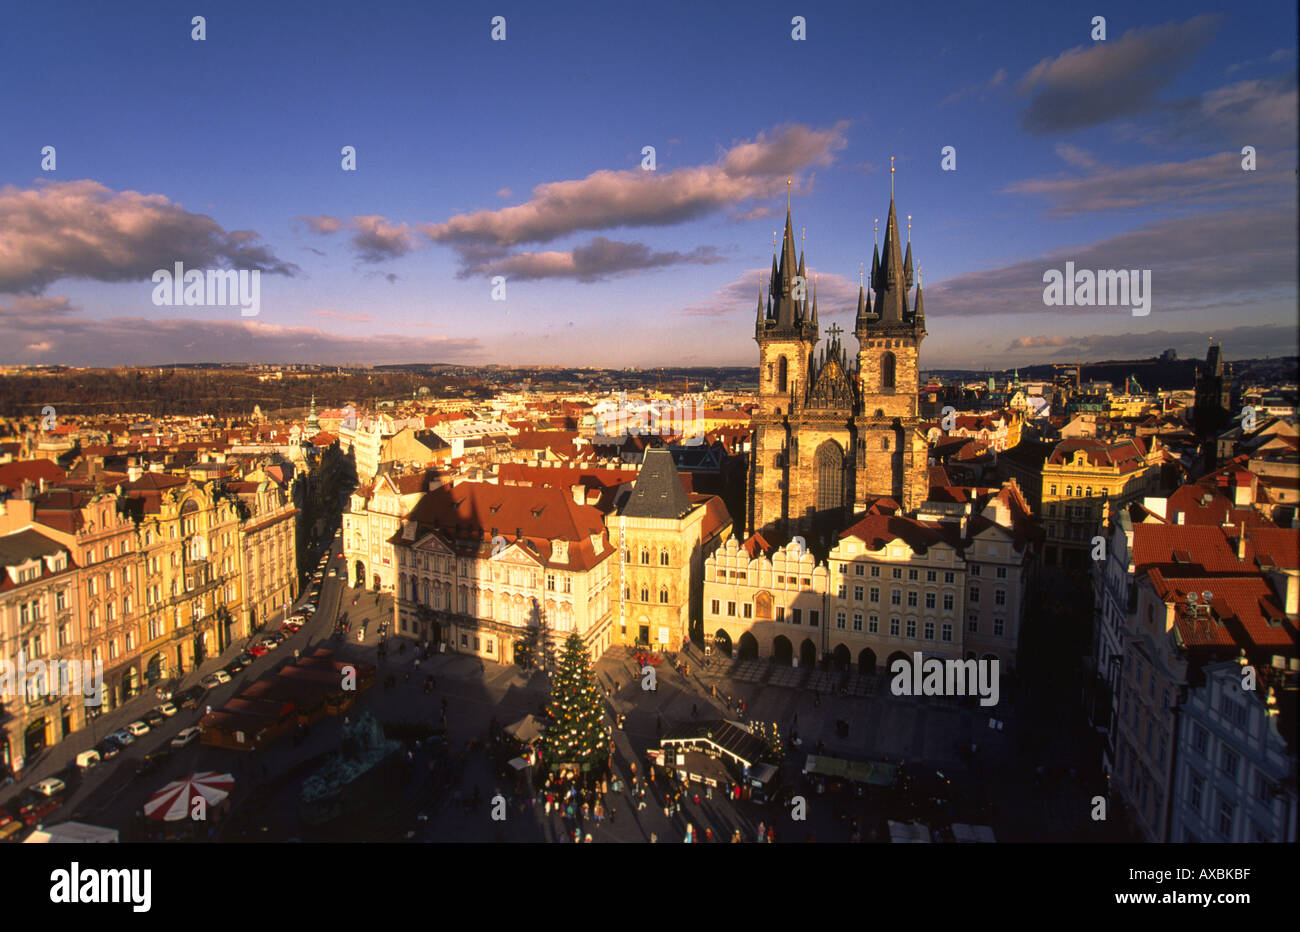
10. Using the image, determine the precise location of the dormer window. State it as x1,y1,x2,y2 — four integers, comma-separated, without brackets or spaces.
552,540,569,562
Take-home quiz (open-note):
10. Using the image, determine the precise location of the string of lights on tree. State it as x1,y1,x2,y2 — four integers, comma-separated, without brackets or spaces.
543,632,610,771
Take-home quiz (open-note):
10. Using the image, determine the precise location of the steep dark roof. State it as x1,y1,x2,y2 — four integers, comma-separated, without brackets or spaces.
619,447,693,519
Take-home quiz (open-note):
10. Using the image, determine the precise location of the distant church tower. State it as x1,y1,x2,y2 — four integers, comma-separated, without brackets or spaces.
748,178,929,545
1194,339,1233,466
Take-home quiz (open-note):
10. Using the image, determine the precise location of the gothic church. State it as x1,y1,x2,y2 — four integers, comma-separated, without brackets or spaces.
747,192,929,546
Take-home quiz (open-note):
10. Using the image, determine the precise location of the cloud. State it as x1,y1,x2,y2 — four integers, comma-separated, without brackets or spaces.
309,309,374,323
496,187,512,200
0,315,482,366
466,237,724,282
1006,334,1070,350
1017,15,1218,133
349,215,420,263
297,215,343,234
422,123,849,250
0,180,298,293
939,67,1007,107
1004,150,1295,216
1005,324,1298,361
927,204,1297,316
1053,144,1097,170
1226,48,1295,75
0,294,79,317
679,266,862,318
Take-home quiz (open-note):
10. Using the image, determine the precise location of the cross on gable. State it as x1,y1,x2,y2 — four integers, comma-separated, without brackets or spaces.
826,323,843,343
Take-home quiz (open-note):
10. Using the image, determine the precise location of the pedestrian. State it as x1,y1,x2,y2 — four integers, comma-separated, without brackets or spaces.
584,833,593,843
731,829,742,843
650,833,658,844
757,821,765,843
767,826,774,844
691,703,698,718
704,827,712,842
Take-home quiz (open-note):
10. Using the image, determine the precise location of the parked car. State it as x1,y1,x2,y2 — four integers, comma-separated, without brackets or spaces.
106,729,136,746
224,656,248,675
328,567,338,577
17,792,61,826
32,777,67,797
156,702,178,718
247,643,269,658
199,672,226,689
154,679,180,701
95,738,123,760
357,626,367,642
142,709,167,728
177,685,207,709
135,749,173,776
171,727,201,749
0,808,24,842
75,749,101,770
126,721,151,737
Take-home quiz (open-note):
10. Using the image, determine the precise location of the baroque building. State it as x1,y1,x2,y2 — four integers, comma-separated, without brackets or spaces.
748,193,929,547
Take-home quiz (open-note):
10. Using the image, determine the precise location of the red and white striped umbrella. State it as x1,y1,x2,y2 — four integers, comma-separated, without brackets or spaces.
143,771,235,822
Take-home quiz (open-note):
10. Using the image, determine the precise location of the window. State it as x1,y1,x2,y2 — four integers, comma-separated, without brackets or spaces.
890,590,901,606
968,615,978,633
1257,774,1276,803
867,614,877,633
1049,484,1057,495
993,618,1004,636
792,608,802,625
1218,800,1234,838
641,586,649,602
906,619,917,638
890,617,900,636
995,589,1006,606
944,571,954,584
996,566,1008,579
546,574,555,591
837,584,847,599
776,607,785,622
562,576,571,594
659,588,669,604
640,549,649,565
907,591,918,607
871,566,880,577
925,593,936,609
923,622,934,640
854,564,865,576
969,586,980,603
56,590,66,612
942,623,953,642
809,611,819,628
836,610,846,629
1222,748,1239,780
869,587,879,603
943,593,954,611
743,603,752,619
908,569,919,581
892,568,903,580
1189,773,1203,812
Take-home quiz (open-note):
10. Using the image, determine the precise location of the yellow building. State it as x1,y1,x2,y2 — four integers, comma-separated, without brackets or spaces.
1041,437,1162,568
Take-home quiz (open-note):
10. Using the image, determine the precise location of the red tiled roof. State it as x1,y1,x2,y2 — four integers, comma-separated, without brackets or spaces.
0,459,66,489
1147,570,1295,650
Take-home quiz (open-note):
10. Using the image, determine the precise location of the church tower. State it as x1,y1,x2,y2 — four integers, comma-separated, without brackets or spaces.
748,177,931,544
853,194,929,513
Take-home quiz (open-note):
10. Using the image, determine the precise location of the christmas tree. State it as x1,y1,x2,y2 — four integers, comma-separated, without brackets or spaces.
543,632,609,772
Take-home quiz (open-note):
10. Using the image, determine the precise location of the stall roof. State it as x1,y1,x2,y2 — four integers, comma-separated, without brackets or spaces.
803,754,898,787
951,823,997,843
660,720,765,768
887,820,932,843
504,713,544,743
23,821,119,843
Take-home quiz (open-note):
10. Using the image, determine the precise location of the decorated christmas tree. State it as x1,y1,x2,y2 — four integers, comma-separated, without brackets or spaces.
543,632,609,772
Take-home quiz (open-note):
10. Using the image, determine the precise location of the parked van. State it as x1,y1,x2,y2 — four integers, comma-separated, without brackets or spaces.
75,750,101,770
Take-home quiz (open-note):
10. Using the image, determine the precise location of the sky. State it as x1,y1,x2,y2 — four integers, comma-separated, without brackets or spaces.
0,0,1296,370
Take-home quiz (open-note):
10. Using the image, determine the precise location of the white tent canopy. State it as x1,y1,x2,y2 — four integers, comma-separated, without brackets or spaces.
24,821,120,843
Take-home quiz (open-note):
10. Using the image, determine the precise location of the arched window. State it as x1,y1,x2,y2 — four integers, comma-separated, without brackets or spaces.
659,586,669,604
659,550,669,566
881,436,890,451
640,549,649,565
816,441,845,512
640,585,649,602
881,352,896,390
777,356,788,393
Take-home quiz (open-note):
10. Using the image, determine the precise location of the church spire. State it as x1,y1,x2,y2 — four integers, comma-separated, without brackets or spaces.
873,195,908,321
810,275,819,331
914,264,926,321
903,214,914,292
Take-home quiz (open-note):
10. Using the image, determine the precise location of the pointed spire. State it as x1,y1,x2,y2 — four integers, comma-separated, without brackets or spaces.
914,264,926,321
756,283,765,325
874,195,908,321
904,215,914,291
810,275,819,331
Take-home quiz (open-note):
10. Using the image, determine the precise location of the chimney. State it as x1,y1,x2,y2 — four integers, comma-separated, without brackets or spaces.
1237,526,1247,561
571,484,585,505
127,465,142,482
1232,472,1254,507
1174,511,1184,525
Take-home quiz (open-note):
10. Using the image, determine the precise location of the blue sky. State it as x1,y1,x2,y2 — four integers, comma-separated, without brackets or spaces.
1,0,1296,368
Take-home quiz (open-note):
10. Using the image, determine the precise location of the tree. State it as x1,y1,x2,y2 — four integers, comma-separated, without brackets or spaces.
543,633,609,773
